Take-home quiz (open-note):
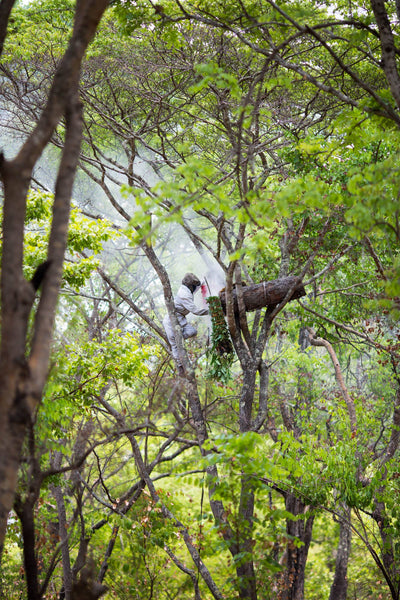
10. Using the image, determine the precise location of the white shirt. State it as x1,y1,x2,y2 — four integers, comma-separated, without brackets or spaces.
174,285,208,317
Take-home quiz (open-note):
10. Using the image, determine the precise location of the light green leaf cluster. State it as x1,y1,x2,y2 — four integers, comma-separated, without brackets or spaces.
67,208,112,253
39,329,151,445
3,0,73,61
62,257,101,290
63,329,150,392
204,431,289,485
190,62,242,100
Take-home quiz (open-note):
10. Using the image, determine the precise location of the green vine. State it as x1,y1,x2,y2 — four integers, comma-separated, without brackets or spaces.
206,296,234,383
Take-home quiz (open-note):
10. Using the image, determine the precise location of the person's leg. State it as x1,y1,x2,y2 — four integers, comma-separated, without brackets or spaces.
164,316,198,375
163,316,181,364
182,323,197,339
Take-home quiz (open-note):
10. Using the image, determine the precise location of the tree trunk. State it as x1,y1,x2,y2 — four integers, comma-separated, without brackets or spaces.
52,484,73,600
236,476,257,600
230,366,259,600
278,494,314,600
373,497,400,598
329,505,351,600
0,0,17,57
370,0,400,110
14,498,40,600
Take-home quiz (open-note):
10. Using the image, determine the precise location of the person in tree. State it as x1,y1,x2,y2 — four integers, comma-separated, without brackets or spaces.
163,273,209,375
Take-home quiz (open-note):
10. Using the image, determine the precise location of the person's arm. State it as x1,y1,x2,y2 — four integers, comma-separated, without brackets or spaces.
179,286,209,316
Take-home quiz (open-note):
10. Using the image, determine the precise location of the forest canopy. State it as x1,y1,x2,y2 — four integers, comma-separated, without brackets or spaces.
0,0,399,599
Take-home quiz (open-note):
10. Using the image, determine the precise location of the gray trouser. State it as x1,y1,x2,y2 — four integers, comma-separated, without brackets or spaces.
163,315,197,366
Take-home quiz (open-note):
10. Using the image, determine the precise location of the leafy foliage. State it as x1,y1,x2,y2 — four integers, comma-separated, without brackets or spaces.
206,295,234,383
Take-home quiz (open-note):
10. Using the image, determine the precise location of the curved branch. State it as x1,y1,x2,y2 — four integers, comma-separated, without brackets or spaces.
307,328,357,435
98,268,168,343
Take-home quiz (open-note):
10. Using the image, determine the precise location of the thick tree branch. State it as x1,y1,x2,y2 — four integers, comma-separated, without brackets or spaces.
370,0,400,110
0,0,16,59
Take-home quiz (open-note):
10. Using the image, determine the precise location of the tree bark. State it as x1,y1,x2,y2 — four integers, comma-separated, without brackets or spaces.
370,0,400,110
329,505,351,600
278,494,314,600
14,497,40,600
52,482,72,600
236,476,257,600
0,0,16,58
219,277,306,315
372,496,400,598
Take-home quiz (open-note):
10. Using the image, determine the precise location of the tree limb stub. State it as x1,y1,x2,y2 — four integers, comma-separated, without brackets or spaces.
219,276,306,315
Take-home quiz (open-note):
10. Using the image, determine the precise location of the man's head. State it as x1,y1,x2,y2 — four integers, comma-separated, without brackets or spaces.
182,272,201,293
